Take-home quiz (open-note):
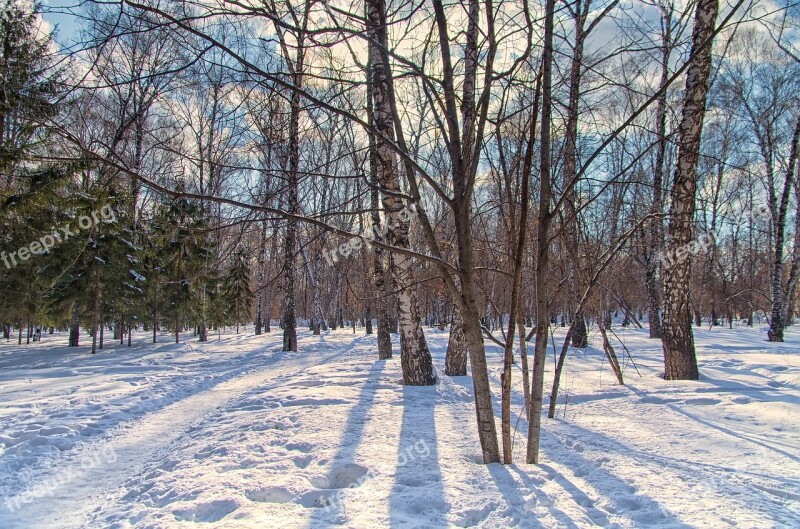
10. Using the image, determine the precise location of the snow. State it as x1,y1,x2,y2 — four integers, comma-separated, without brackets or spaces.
0,325,797,528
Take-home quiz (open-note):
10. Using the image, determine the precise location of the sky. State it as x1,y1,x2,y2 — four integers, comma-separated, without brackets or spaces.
41,0,80,45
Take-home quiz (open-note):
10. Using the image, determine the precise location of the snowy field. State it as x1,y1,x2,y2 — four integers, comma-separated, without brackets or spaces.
0,324,797,528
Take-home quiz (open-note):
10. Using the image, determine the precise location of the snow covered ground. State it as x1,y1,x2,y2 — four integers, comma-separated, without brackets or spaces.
0,324,797,528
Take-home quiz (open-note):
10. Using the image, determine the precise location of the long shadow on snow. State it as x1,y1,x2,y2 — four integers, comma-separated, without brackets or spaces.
549,417,800,519
537,426,692,528
389,384,447,529
304,358,388,528
494,391,687,527
0,335,302,491
539,416,799,524
443,375,579,527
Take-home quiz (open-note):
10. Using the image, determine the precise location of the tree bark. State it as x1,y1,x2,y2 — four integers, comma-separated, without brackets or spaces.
255,220,267,335
445,306,468,376
768,116,800,341
646,3,674,340
563,0,589,350
367,0,434,384
275,6,309,353
598,320,624,385
528,0,556,465
661,0,719,380
784,170,800,326
69,301,80,347
365,37,392,359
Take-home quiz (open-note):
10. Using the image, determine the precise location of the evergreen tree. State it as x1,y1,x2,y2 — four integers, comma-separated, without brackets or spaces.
222,248,252,334
156,197,213,343
42,185,134,353
0,0,61,181
0,0,63,340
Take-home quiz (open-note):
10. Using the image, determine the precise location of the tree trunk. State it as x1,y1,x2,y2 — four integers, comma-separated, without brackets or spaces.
785,180,800,326
562,4,588,350
598,320,624,385
374,263,392,359
91,296,99,355
646,3,674,340
279,18,306,353
461,296,501,462
255,220,267,335
528,0,556,465
661,0,719,380
501,54,538,462
445,307,467,375
264,225,278,334
768,116,800,341
571,314,588,348
392,251,436,385
69,301,80,347
366,44,392,359
518,312,531,414
367,0,434,385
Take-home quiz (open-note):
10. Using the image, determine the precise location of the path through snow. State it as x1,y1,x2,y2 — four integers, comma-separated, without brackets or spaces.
0,325,797,528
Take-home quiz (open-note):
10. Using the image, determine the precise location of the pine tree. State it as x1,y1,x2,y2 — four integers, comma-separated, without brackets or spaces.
156,198,213,343
0,0,61,181
0,1,63,341
223,248,253,334
42,185,132,353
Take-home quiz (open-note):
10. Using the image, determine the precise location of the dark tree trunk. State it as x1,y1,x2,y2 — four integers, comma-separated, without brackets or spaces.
571,314,588,348
69,301,80,347
528,0,556,465
445,307,467,376
646,3,674,340
768,117,800,341
277,14,307,353
254,221,267,335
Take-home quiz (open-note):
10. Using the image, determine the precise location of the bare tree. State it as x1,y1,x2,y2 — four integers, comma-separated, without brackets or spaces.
661,0,720,379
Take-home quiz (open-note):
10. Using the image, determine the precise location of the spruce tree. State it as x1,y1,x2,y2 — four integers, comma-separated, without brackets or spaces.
156,198,213,343
0,0,61,180
222,248,253,334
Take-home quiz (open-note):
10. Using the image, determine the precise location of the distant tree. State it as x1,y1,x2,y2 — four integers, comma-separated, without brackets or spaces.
223,248,253,334
156,197,213,343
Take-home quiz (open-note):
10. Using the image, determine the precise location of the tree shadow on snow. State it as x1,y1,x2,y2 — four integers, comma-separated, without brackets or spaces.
487,463,577,529
388,385,448,528
496,404,691,528
304,359,388,528
538,426,693,528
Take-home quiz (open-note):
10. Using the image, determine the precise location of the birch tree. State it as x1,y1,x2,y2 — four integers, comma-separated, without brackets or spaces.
661,0,720,379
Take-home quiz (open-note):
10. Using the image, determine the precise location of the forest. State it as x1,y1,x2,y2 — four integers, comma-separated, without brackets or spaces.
0,0,798,475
